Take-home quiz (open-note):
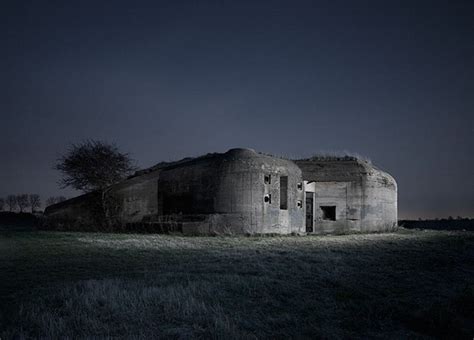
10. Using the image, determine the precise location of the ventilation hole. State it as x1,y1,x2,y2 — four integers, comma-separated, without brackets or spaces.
264,175,271,184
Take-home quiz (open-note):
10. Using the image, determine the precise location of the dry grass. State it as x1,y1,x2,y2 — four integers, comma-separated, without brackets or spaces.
1,229,473,338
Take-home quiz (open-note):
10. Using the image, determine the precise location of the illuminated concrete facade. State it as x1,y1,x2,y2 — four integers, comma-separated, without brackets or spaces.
45,148,397,234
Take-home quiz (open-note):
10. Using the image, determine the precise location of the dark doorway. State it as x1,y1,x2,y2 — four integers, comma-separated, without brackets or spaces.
305,192,314,232
279,176,288,210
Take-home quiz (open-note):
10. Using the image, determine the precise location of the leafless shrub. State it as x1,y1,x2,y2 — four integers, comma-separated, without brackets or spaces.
54,140,136,227
29,194,41,213
16,194,29,212
55,140,137,193
6,195,17,212
46,197,57,207
46,196,68,207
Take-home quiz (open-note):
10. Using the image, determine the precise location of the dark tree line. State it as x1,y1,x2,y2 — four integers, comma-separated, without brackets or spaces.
414,216,473,221
0,195,67,213
3,140,135,228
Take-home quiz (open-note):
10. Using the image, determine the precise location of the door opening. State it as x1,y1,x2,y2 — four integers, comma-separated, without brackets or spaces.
305,192,314,232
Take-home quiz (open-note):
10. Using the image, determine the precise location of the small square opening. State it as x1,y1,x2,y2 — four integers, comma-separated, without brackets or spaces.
297,182,303,190
264,194,271,204
264,175,271,184
320,206,336,221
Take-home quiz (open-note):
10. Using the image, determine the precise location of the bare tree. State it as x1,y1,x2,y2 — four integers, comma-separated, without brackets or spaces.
6,195,17,212
46,196,68,207
16,194,29,213
29,194,41,213
46,196,57,207
55,140,136,226
0,198,4,211
55,140,137,192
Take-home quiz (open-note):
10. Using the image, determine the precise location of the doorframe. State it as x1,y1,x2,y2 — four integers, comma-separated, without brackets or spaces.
304,181,316,232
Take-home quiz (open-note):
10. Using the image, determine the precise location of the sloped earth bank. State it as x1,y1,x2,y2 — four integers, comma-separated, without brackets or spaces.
1,228,473,338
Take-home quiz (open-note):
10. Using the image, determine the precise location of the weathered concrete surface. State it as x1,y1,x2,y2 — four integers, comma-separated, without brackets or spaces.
112,170,161,223
45,150,396,235
296,158,397,234
156,148,304,234
43,192,99,230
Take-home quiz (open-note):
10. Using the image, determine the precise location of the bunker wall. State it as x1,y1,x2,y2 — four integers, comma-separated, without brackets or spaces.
297,159,397,233
156,149,305,234
111,171,161,223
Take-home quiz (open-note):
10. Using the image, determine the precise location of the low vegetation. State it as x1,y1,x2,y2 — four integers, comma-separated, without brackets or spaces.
1,227,473,338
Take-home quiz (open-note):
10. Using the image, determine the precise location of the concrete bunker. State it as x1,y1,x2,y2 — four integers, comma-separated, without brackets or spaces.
45,148,397,235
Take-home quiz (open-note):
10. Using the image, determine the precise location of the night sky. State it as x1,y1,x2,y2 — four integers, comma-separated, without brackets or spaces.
1,1,473,219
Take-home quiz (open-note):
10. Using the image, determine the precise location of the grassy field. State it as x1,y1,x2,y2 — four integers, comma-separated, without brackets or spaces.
1,227,473,339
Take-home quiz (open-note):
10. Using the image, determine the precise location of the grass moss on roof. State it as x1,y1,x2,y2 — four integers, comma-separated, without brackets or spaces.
130,150,373,180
